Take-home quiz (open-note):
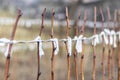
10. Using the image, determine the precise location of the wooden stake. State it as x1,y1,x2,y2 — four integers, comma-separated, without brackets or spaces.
4,9,22,80
100,7,106,80
80,10,87,80
51,9,55,80
36,8,46,80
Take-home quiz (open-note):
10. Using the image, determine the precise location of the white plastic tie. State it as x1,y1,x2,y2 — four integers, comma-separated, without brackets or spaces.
73,36,78,41
0,38,10,46
75,35,83,53
12,40,17,44
83,37,92,44
111,30,117,48
104,29,113,45
50,38,59,55
67,36,72,56
117,31,120,42
4,39,15,57
99,31,108,45
34,36,44,57
91,34,100,46
104,29,111,35
110,34,113,46
5,44,10,57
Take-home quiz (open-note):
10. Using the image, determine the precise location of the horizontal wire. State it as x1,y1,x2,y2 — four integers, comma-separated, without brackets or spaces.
0,29,119,45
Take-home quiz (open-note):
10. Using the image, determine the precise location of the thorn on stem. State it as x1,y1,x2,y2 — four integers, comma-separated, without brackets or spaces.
74,53,77,57
42,25,44,28
81,55,84,59
42,8,46,16
66,16,68,20
93,55,96,59
64,41,67,44
68,26,71,29
103,47,105,52
53,12,55,16
80,30,83,33
101,62,103,65
38,72,41,76
7,73,10,78
51,34,53,38
17,9,22,16
7,54,10,59
51,71,54,75
67,53,70,57
53,47,56,51
118,67,120,71
109,49,111,53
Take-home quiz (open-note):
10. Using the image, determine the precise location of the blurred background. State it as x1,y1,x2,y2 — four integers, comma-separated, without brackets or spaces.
0,0,120,80
0,0,120,20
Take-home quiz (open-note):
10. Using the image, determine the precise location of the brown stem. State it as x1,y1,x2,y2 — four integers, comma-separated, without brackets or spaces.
39,8,46,36
100,7,105,31
107,7,112,80
111,9,117,80
92,45,96,80
111,48,115,80
36,8,46,80
92,6,97,80
107,7,112,29
113,9,117,31
80,10,87,80
102,45,106,80
94,6,96,35
73,13,80,80
65,7,70,37
118,9,120,80
75,12,80,36
51,9,55,80
80,45,84,80
65,7,71,80
81,10,87,35
4,9,22,80
108,49,111,80
73,51,78,80
118,42,120,80
100,7,106,80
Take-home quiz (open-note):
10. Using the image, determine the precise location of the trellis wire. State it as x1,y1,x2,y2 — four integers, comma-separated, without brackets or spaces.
0,29,120,47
